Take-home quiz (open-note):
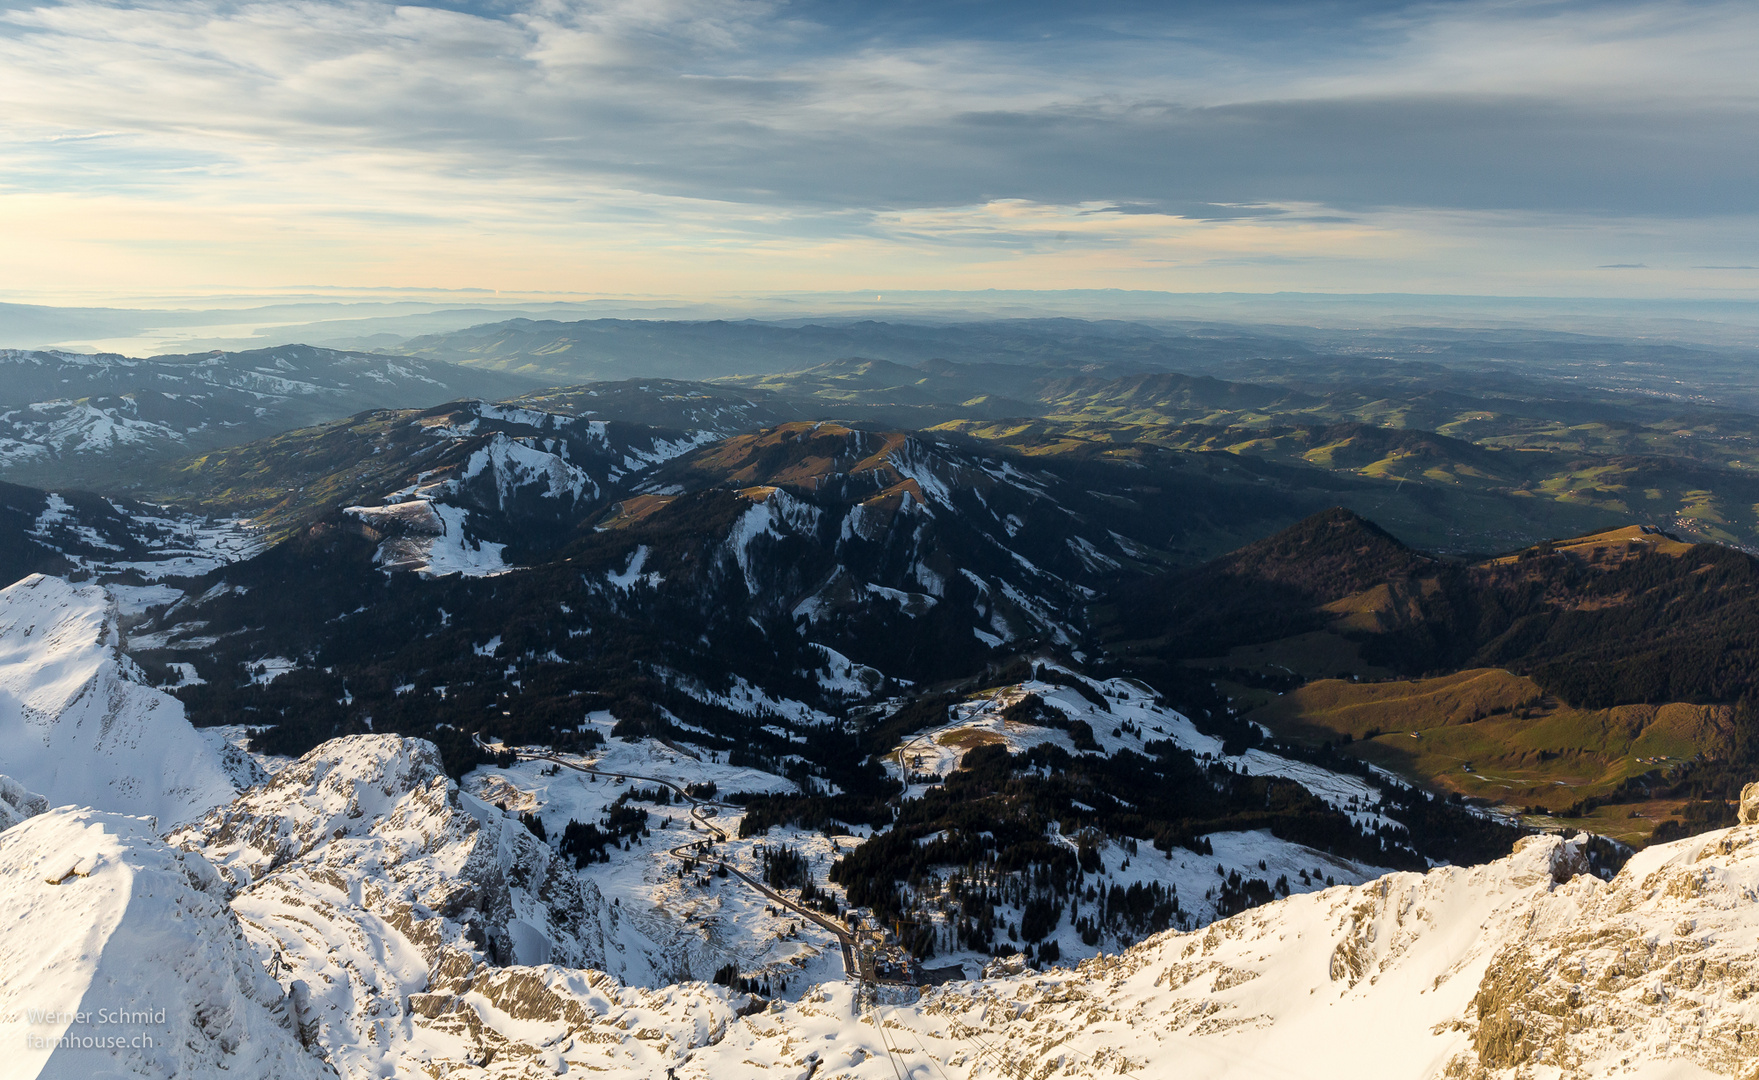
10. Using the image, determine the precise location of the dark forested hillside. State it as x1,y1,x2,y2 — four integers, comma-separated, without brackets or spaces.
144,420,1315,778
1100,507,1436,657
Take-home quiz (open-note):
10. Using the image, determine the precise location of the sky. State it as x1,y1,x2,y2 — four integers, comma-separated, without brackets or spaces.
1,0,1756,303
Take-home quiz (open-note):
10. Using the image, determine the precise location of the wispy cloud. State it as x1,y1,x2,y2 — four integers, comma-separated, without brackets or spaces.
0,0,1754,298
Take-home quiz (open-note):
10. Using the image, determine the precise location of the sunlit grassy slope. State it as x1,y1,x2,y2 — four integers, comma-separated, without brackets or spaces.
939,416,1759,551
1246,668,1727,842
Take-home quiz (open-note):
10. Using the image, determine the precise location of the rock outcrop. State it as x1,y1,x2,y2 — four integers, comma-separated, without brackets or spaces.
169,734,621,1077
1738,781,1759,825
0,773,47,830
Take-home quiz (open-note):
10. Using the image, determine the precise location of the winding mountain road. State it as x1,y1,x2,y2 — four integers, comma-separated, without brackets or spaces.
474,735,863,980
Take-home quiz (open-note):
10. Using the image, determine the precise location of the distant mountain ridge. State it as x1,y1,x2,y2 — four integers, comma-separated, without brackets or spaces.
392,316,1314,382
0,344,535,488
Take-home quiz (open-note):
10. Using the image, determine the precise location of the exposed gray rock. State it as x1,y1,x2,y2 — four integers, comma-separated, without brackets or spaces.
0,773,48,831
1739,781,1759,824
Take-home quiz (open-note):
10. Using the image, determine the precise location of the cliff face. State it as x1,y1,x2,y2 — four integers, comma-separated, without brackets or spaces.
1457,827,1759,1078
166,734,619,1078
0,773,47,829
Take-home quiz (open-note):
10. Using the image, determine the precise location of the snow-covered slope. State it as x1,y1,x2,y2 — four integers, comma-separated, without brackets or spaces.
144,795,1759,1077
331,402,718,578
0,808,332,1079
628,828,1759,1079
636,423,1144,652
877,839,1589,1079
0,574,244,826
779,828,1749,1080
21,720,1759,1079
465,730,844,990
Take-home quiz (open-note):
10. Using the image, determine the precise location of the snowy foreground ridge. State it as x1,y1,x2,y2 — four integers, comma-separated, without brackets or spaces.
4,730,1759,1078
0,809,329,1080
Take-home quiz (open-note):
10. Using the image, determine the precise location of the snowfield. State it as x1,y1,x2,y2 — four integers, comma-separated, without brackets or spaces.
0,574,250,826
346,497,513,577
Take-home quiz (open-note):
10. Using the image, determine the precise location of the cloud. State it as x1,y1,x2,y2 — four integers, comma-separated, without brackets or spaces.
0,0,1754,297
1084,202,1289,221
4,0,1756,213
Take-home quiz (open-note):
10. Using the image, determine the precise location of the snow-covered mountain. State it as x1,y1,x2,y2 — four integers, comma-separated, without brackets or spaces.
0,574,257,826
338,412,1185,632
0,808,334,1079
139,415,1269,709
334,400,720,576
0,479,263,594
0,344,533,488
8,738,1759,1079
